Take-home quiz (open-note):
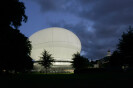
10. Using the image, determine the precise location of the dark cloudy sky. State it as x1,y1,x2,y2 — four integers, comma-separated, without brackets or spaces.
20,0,133,60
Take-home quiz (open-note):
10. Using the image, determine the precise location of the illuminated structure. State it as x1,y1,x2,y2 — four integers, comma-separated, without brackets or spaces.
107,50,111,57
29,27,81,72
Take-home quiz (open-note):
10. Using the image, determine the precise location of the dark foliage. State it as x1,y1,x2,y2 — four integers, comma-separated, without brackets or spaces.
71,52,89,70
39,50,54,73
117,26,133,67
0,27,33,72
0,0,33,73
97,56,111,68
109,26,133,68
1,0,27,29
109,51,122,67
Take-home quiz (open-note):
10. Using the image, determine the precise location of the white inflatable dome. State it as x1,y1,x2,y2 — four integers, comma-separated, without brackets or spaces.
29,27,81,65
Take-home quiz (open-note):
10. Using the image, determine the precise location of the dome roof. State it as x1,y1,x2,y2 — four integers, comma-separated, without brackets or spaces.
29,27,81,63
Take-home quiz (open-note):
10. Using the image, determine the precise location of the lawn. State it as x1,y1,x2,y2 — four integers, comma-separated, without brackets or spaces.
0,72,132,88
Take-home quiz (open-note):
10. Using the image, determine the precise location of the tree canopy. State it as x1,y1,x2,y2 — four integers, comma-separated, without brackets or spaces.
0,0,33,73
39,50,54,73
117,26,133,67
1,0,27,29
71,52,89,70
0,26,33,72
110,26,133,68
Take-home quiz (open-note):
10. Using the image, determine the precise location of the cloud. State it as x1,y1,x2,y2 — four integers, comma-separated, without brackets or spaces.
46,20,119,59
31,0,133,60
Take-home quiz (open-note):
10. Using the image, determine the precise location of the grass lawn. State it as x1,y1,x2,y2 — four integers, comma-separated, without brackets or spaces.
0,72,132,88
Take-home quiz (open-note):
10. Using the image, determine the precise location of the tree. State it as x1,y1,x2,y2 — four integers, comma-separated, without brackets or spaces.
1,0,27,28
117,26,133,67
39,50,54,74
109,26,133,69
0,0,33,73
71,52,89,70
109,51,122,68
0,28,33,72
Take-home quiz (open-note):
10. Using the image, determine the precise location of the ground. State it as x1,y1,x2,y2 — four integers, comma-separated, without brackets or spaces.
0,72,132,88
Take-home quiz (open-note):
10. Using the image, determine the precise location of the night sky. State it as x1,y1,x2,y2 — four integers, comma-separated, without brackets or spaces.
19,0,133,60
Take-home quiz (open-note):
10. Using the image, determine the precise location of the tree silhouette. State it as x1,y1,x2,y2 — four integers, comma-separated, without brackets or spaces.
0,27,33,72
109,26,133,69
117,26,133,67
0,0,33,73
71,52,89,70
1,0,27,28
39,50,54,74
109,51,122,68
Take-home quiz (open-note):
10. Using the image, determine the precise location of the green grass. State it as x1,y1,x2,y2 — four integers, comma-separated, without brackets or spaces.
0,72,132,88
